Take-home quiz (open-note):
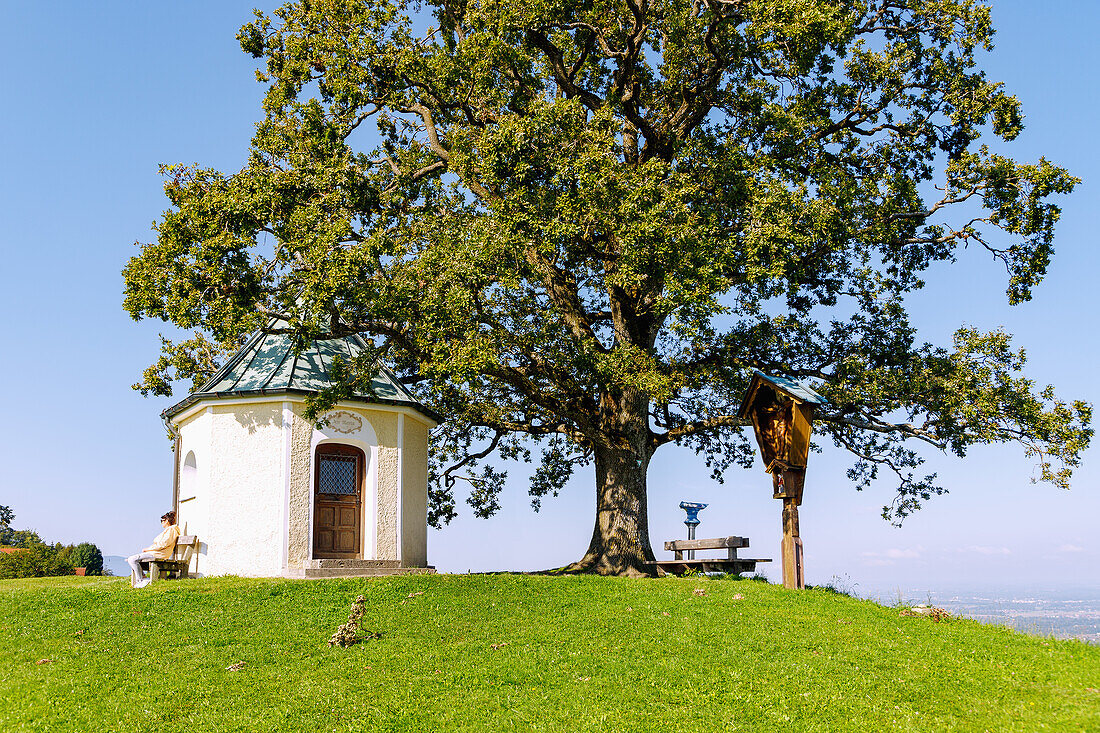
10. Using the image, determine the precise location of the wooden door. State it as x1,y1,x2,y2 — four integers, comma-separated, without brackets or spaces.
313,444,363,559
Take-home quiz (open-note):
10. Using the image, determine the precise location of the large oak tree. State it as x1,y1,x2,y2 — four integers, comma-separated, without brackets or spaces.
125,0,1091,575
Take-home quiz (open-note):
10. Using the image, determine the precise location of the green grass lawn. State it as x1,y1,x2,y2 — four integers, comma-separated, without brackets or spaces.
1,574,1097,732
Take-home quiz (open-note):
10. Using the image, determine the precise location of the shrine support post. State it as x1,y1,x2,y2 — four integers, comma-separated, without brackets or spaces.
774,469,806,590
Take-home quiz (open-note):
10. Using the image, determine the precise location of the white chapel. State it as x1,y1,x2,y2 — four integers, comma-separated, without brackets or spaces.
162,320,438,578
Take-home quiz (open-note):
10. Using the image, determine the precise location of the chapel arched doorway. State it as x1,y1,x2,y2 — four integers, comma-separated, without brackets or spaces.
312,443,365,559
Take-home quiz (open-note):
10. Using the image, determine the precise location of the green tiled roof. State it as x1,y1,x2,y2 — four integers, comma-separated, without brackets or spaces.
162,319,439,423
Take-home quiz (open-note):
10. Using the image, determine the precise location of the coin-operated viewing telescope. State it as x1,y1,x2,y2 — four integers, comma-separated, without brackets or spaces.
678,501,707,559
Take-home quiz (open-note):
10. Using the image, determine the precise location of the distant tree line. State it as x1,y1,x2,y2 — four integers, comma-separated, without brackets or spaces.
0,505,105,579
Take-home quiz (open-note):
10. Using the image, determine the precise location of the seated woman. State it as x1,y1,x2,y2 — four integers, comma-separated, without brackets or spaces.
127,511,180,588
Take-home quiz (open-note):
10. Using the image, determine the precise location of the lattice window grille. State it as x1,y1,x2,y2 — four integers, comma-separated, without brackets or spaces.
318,455,358,495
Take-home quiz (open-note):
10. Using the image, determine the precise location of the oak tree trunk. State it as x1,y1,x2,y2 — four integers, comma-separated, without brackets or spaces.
564,389,657,576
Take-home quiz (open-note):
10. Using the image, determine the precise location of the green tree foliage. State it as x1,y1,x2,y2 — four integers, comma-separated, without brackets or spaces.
0,528,43,548
0,507,100,577
124,0,1091,574
0,506,39,547
55,543,74,566
71,543,105,576
0,544,74,580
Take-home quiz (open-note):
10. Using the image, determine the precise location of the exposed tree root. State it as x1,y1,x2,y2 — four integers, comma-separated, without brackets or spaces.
550,552,658,578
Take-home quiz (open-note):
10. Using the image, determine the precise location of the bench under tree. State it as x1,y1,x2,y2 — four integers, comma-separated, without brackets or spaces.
648,536,771,576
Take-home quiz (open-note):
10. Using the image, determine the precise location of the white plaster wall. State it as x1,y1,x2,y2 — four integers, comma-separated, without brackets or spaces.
172,396,433,575
204,403,286,576
176,407,213,574
287,403,411,564
363,409,399,561
401,416,430,567
286,406,313,569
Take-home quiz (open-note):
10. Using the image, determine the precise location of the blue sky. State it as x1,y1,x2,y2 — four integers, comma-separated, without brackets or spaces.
1,2,1096,596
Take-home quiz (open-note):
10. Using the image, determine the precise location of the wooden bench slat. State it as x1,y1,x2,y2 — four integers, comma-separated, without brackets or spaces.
664,537,749,552
666,537,747,561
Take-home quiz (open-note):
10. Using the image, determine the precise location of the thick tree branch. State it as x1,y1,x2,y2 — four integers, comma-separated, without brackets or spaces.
524,30,604,110
652,414,748,448
818,410,947,450
523,247,609,353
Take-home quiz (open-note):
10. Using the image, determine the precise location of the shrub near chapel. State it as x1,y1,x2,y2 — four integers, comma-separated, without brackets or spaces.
0,506,101,578
71,543,104,576
0,545,74,580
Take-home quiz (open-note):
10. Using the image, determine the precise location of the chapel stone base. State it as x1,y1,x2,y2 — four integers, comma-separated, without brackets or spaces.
282,559,437,579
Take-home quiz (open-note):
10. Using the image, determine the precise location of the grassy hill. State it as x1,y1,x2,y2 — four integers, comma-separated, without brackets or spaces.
1,574,1097,732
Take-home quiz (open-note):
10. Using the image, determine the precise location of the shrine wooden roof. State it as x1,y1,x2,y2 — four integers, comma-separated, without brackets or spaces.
737,371,828,418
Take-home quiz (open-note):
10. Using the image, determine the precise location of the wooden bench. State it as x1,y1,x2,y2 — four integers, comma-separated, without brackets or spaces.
144,535,198,581
648,536,771,576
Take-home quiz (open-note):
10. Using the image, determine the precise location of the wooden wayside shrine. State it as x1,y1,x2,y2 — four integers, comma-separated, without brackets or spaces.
739,372,827,589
